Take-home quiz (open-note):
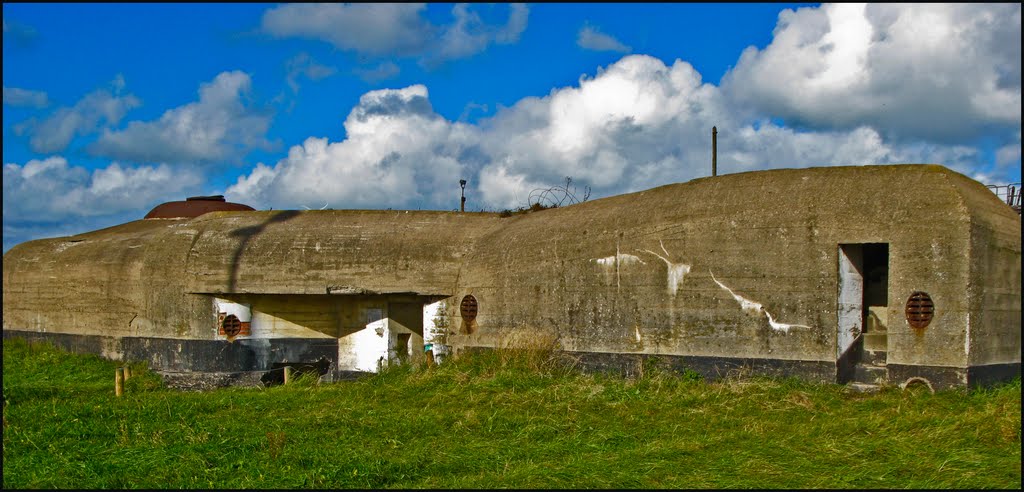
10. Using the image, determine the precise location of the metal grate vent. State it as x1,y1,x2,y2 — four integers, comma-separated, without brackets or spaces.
221,314,242,337
218,314,250,337
459,295,479,334
905,291,935,329
460,295,478,322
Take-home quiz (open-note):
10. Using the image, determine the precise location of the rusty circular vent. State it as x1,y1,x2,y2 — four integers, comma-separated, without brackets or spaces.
460,295,478,321
222,314,242,337
905,291,935,329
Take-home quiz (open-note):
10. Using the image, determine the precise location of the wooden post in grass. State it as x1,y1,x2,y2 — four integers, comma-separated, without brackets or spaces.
123,365,132,380
115,367,125,397
283,366,293,385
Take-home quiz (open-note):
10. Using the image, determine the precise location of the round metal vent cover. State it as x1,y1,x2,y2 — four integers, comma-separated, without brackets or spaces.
460,295,478,321
905,291,935,329
222,314,242,337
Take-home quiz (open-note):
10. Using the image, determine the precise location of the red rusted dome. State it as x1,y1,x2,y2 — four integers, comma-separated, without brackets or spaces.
144,195,255,219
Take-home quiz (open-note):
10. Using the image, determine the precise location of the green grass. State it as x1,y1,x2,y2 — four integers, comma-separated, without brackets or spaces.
3,338,1020,489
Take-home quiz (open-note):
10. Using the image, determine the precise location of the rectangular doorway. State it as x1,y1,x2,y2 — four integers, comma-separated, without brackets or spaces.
388,301,424,365
861,243,889,353
837,243,889,380
394,333,412,364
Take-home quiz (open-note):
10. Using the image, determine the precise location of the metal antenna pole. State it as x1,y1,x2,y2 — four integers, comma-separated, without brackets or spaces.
712,126,718,177
459,179,467,212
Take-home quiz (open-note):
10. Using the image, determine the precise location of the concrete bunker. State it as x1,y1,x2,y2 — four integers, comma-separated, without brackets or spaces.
3,165,1020,389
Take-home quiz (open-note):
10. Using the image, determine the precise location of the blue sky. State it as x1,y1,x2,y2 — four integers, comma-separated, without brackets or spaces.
3,3,1021,252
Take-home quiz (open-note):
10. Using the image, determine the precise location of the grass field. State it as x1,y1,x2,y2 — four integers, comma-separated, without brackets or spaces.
2,338,1020,489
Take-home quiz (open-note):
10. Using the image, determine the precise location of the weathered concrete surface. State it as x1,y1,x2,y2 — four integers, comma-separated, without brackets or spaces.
3,164,1020,387
446,165,1020,387
3,210,498,341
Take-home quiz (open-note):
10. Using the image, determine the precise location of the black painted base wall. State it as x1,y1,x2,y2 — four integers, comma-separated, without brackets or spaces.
6,330,1018,390
569,350,839,382
968,363,1022,387
462,346,839,383
3,329,338,373
888,362,1022,389
467,347,1022,389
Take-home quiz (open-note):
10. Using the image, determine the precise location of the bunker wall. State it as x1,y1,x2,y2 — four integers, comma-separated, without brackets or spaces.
449,166,979,378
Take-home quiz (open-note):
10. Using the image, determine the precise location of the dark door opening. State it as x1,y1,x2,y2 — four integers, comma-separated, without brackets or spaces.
394,333,412,364
862,243,889,341
388,301,424,366
837,243,889,382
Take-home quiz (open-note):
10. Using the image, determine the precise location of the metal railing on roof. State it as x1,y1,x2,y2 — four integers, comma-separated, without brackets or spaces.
986,183,1022,215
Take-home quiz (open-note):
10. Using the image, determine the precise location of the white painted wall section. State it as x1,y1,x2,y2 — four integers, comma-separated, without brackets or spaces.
423,300,451,364
837,246,864,357
214,298,251,322
337,307,389,372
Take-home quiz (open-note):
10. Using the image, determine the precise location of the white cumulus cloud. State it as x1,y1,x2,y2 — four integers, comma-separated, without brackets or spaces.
90,71,273,164
228,53,990,213
2,156,203,250
722,3,1021,142
226,85,481,210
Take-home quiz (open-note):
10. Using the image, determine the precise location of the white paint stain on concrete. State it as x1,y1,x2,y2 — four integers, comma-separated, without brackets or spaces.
639,240,691,296
710,271,810,333
594,253,646,267
593,244,647,290
710,273,764,314
634,325,642,343
763,311,810,334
